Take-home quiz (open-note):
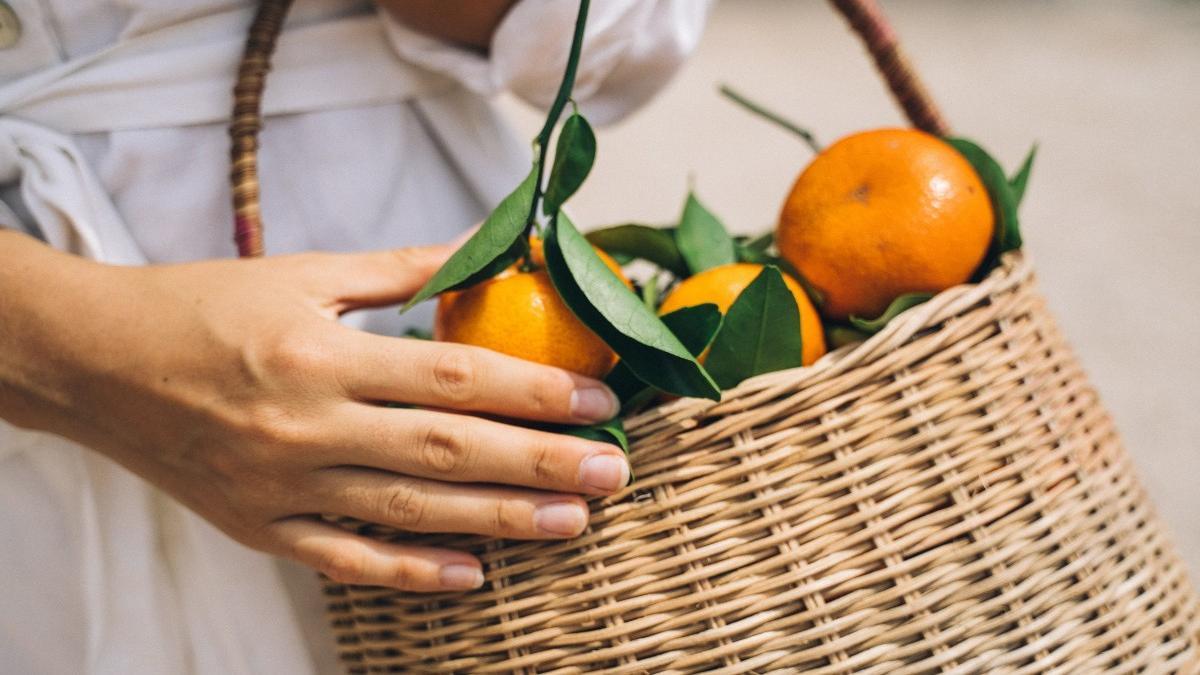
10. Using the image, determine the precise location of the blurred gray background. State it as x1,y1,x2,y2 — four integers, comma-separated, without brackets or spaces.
502,0,1200,578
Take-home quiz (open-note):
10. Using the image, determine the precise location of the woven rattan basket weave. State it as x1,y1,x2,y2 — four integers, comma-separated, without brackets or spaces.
227,1,1200,672
321,252,1200,673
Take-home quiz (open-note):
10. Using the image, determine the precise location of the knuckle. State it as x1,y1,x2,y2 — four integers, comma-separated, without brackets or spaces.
315,546,367,584
529,443,561,484
528,369,574,416
388,247,441,276
492,499,527,536
268,331,332,376
418,424,475,476
429,349,481,405
385,247,421,267
389,563,416,591
383,481,429,529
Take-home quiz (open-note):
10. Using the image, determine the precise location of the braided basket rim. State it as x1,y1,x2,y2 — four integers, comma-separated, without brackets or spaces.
625,251,1034,435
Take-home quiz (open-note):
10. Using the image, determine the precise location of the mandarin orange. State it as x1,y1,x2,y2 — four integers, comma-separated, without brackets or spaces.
776,128,993,320
433,238,629,379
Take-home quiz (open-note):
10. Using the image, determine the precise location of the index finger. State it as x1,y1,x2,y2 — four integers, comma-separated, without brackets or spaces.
337,330,620,425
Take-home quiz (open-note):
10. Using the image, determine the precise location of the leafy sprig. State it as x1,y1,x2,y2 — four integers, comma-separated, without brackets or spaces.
402,0,718,406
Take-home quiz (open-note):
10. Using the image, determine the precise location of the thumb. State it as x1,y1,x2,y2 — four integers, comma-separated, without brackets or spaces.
315,243,455,313
301,223,483,313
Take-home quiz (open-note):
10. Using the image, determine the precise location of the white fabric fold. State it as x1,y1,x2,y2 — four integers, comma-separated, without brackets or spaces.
0,118,143,264
381,0,716,125
2,8,451,134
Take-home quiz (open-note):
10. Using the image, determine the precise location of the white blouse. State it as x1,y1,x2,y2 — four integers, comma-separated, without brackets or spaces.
0,1,712,672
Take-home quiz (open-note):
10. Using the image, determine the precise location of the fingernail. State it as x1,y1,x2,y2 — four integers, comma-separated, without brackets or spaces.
570,386,619,422
579,454,630,492
439,564,484,590
534,502,588,537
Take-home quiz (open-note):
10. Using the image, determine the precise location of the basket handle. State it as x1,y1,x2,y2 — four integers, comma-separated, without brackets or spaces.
229,0,292,258
227,0,948,259
828,0,950,137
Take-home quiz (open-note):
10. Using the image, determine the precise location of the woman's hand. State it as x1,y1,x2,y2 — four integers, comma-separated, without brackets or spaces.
0,231,627,592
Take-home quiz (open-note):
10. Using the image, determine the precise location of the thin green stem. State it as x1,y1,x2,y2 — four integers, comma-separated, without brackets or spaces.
718,84,822,154
526,0,591,240
536,0,590,152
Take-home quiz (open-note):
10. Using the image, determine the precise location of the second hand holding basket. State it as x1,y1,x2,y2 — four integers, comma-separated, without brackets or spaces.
229,0,1200,671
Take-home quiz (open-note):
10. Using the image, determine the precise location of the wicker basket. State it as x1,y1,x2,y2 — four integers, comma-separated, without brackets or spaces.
321,253,1200,672
228,1,1200,672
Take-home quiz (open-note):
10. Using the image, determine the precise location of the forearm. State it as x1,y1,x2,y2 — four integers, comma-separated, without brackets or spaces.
0,231,114,436
377,0,518,51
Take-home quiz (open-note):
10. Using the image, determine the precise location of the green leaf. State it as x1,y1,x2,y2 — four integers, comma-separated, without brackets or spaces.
677,192,736,274
1010,143,1038,208
945,137,1022,270
586,224,687,276
545,213,720,400
728,243,827,310
848,292,933,334
739,231,774,252
640,274,660,311
605,303,723,405
448,235,529,291
563,417,629,453
543,113,596,215
734,229,772,258
661,303,723,356
735,243,776,265
825,325,870,349
600,361,644,412
705,266,803,390
401,165,538,312
402,327,433,340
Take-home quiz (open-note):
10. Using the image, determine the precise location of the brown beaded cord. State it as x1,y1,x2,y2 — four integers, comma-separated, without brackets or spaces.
229,0,293,258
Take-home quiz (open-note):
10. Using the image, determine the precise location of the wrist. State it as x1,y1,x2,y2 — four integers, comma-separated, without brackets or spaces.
0,232,124,438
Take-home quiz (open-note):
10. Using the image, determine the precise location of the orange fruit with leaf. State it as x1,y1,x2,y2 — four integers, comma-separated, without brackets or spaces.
434,238,630,380
776,128,994,320
659,263,826,366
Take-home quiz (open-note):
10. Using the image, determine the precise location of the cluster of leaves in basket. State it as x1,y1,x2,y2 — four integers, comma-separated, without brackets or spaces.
590,198,811,407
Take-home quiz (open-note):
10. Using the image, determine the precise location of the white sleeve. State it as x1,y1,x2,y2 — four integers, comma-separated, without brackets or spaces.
380,0,714,125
